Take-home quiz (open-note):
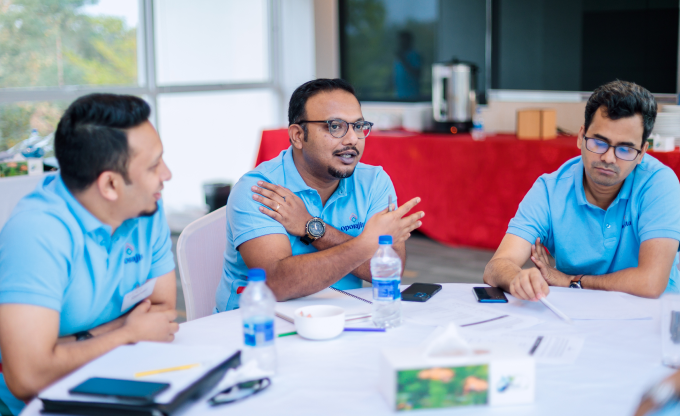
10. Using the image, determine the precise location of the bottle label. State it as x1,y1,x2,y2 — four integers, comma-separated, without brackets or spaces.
373,278,401,301
243,319,274,347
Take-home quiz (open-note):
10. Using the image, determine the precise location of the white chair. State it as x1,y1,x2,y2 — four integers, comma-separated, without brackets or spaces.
176,206,227,321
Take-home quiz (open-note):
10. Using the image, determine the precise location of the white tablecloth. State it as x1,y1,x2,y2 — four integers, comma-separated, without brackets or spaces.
0,174,46,231
22,284,673,415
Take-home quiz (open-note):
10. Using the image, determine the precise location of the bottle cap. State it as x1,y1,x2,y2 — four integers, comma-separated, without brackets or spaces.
379,235,393,245
248,268,266,281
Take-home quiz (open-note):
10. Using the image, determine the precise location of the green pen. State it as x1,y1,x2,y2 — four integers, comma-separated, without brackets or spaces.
278,331,298,337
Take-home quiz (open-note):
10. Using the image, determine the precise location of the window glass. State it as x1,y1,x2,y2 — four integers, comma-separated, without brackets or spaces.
0,0,139,89
157,90,278,210
154,0,270,86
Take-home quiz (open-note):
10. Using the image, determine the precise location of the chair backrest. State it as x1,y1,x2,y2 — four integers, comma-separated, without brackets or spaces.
176,206,227,321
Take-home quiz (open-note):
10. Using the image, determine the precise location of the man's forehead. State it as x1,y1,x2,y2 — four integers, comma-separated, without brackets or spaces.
588,107,644,146
305,90,362,120
127,121,162,157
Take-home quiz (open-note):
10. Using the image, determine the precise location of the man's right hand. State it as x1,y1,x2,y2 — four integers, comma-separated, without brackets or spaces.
508,268,550,301
361,197,424,245
122,299,179,343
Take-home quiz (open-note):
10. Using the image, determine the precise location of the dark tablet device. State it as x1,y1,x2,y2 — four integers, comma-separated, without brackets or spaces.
473,286,509,303
402,283,442,302
69,377,170,402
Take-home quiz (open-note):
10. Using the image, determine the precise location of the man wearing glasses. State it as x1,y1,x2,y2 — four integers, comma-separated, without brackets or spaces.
215,79,424,310
484,80,680,300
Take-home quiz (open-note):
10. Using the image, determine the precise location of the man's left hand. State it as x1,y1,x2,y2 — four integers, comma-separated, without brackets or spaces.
252,181,312,237
530,238,571,287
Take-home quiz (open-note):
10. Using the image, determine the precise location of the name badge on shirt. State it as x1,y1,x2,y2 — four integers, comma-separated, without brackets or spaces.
121,278,157,312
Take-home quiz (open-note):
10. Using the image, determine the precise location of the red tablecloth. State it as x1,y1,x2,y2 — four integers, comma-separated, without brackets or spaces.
256,129,680,249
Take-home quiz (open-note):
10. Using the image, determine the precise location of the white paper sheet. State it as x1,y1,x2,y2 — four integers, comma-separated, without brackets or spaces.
38,342,238,405
403,302,542,332
539,288,654,320
463,333,585,364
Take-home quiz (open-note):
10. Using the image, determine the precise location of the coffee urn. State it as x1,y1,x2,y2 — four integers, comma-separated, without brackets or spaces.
432,59,478,133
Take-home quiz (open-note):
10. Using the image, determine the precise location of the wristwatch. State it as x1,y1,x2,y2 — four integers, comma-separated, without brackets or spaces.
74,330,93,341
569,275,584,289
301,217,326,245
642,380,677,409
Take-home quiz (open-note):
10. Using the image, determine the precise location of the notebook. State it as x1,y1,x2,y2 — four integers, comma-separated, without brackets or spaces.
275,287,373,323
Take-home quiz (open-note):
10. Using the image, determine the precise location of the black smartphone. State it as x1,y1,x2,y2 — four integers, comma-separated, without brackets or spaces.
69,377,170,402
401,283,442,302
473,286,509,303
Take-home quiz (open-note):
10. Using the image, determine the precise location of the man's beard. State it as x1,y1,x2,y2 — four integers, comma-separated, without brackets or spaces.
328,166,356,179
328,145,360,179
139,202,159,217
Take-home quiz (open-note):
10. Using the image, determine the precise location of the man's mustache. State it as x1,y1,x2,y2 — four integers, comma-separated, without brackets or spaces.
333,146,361,156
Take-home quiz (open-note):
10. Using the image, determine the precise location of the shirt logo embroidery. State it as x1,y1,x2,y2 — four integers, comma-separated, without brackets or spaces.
124,244,143,264
622,220,632,229
341,216,365,232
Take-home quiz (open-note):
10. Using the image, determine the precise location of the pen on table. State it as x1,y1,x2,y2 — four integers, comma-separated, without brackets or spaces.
529,336,544,355
540,297,573,325
278,331,298,338
135,363,200,378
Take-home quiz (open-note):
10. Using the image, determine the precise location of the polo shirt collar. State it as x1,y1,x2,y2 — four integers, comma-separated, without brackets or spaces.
574,157,636,207
281,146,354,198
54,175,112,235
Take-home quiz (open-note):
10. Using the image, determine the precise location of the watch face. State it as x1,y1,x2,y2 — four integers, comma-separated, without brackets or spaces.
308,219,324,237
569,282,581,289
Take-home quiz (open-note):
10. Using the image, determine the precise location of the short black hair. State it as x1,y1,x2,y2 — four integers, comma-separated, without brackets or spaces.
584,80,657,144
55,93,151,192
288,78,357,126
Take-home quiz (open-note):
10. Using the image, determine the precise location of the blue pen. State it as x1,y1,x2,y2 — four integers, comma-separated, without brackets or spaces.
344,328,386,332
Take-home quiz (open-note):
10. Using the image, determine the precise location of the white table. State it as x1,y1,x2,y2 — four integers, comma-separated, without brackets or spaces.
0,174,46,231
22,284,674,415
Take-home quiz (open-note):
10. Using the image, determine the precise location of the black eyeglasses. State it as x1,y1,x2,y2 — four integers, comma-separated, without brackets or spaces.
297,119,374,139
583,136,642,161
208,377,271,406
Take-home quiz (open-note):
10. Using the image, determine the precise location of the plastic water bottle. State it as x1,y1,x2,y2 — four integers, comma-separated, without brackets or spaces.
371,235,402,328
471,106,486,141
239,268,277,374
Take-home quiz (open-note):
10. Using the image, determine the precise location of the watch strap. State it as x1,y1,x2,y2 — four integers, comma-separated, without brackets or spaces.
570,275,584,289
74,330,93,341
300,235,314,245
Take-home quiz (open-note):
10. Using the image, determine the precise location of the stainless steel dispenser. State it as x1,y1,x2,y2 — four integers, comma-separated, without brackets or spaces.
432,60,478,133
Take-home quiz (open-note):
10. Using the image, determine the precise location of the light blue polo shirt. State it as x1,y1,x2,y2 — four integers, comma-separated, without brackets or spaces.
508,155,680,292
216,147,396,312
0,174,175,415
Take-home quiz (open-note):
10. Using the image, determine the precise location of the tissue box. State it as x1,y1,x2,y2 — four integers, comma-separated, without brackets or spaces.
380,347,535,411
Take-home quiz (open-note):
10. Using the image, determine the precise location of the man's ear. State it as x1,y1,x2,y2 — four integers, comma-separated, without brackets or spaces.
638,140,649,164
576,125,585,149
289,124,305,150
95,171,122,202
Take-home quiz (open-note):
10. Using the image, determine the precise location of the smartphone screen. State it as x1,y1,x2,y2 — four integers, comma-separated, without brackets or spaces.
473,287,509,303
401,283,442,302
69,377,170,402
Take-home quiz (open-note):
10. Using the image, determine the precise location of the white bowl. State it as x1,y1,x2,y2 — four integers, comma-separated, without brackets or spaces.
293,305,345,340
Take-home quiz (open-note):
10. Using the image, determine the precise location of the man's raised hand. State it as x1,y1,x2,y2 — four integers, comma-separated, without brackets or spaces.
362,197,424,245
